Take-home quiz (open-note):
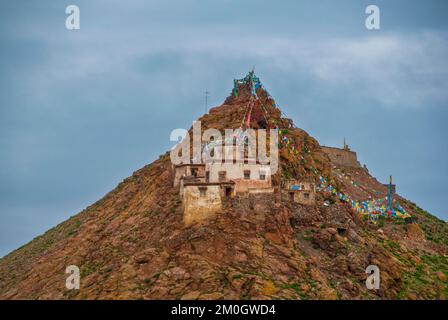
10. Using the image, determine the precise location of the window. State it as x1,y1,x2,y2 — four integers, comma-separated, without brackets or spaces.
205,171,210,183
244,170,251,180
259,170,266,180
289,192,294,201
304,193,310,199
199,187,207,197
191,168,198,177
218,171,226,181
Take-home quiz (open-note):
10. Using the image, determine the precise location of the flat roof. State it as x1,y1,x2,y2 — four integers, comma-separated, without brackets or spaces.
183,181,236,187
174,163,206,167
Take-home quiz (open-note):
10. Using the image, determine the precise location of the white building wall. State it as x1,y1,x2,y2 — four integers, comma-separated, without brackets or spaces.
206,162,271,182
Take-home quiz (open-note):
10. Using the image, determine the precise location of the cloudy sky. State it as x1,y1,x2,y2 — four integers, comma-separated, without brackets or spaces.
1,0,447,257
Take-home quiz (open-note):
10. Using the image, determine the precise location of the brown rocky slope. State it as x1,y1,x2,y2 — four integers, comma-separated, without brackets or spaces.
0,76,447,300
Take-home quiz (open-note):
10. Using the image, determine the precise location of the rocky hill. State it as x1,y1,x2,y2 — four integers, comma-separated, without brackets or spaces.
0,73,447,300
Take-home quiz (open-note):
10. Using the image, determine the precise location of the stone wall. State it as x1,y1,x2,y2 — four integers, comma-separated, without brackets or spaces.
248,187,275,194
182,185,222,225
321,146,361,168
282,180,316,205
234,179,272,193
290,190,315,205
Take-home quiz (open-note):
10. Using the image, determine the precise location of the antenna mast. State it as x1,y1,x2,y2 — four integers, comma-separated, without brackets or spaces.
204,89,209,114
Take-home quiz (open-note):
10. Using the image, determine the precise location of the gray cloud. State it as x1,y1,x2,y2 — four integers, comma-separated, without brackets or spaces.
1,0,447,257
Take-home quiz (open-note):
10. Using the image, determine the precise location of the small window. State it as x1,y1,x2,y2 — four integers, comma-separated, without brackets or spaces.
205,171,210,182
289,192,294,201
191,168,198,177
199,187,207,197
244,170,251,180
259,171,266,180
218,171,226,181
304,193,310,199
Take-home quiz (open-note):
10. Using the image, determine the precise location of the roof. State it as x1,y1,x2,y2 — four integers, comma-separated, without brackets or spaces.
174,163,206,168
183,181,236,187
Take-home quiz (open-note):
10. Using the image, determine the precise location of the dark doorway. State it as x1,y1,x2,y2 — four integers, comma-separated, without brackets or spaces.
337,228,347,236
258,119,268,129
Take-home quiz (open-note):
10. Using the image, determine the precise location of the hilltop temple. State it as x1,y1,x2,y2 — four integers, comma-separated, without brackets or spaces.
172,71,317,225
